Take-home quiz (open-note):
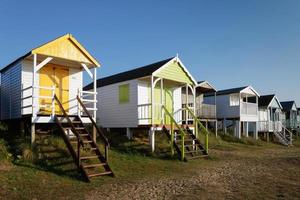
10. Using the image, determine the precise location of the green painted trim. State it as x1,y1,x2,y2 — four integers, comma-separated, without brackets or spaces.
154,61,194,85
119,84,130,104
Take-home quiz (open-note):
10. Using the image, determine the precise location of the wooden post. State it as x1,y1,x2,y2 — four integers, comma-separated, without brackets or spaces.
151,76,154,127
181,131,185,161
93,67,97,121
185,84,188,124
93,126,97,142
32,54,37,121
215,120,218,137
171,121,174,156
149,128,155,152
223,118,227,134
160,78,163,124
31,123,35,146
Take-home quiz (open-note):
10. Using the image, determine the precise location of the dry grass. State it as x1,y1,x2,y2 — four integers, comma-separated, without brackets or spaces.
0,133,299,199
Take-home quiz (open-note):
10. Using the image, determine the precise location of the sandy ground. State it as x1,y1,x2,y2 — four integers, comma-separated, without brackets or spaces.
86,147,300,200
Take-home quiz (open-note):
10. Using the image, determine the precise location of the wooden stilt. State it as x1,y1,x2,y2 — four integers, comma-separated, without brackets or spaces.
93,126,97,142
31,123,35,146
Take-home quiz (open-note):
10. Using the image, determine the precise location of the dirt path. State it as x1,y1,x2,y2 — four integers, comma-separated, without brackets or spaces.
86,147,300,200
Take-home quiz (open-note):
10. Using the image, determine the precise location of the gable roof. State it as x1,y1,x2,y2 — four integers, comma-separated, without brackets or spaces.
255,94,282,109
1,33,100,73
216,86,248,96
84,57,197,90
280,101,297,111
196,80,217,92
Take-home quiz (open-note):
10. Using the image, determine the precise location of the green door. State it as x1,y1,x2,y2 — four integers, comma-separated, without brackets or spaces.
153,85,173,125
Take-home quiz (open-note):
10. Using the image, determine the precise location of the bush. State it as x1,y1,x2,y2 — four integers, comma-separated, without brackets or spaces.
0,139,11,161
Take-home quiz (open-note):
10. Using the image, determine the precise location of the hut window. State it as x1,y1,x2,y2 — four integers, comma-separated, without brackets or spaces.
119,84,130,104
230,94,239,106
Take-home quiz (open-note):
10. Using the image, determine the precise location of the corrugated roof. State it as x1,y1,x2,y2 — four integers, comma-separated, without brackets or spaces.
83,57,174,90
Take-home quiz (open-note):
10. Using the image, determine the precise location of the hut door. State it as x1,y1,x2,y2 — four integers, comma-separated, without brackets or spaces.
39,64,69,115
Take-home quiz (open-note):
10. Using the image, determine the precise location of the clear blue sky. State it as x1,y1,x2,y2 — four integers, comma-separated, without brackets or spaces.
0,0,299,105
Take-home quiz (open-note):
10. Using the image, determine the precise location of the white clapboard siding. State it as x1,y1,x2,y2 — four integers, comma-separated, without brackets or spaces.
137,81,150,125
97,79,138,128
1,62,22,120
173,87,182,124
21,60,39,115
69,67,82,115
205,94,240,119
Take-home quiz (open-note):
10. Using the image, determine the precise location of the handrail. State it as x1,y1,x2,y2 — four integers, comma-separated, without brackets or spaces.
161,105,186,161
54,95,84,147
77,95,109,147
185,107,209,135
185,106,209,152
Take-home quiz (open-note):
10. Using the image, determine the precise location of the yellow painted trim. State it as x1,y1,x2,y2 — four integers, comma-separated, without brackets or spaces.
32,34,100,67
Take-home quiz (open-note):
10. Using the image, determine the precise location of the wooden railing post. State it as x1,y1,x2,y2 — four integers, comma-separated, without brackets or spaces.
171,120,174,156
181,131,185,161
51,86,55,117
105,145,108,162
77,139,81,166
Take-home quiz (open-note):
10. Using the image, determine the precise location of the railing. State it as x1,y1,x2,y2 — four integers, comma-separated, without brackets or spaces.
161,105,186,161
77,95,109,161
138,103,152,124
241,102,258,115
258,121,282,132
196,104,216,119
54,95,84,147
21,85,56,118
78,90,97,120
21,85,33,112
185,106,209,153
284,119,298,129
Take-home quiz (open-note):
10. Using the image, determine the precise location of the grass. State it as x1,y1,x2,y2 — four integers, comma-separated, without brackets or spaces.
0,129,299,199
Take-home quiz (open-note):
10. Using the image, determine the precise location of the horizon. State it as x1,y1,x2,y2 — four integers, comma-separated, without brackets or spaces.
0,0,299,105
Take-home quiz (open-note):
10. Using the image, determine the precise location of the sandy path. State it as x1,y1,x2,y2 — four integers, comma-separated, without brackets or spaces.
86,147,300,200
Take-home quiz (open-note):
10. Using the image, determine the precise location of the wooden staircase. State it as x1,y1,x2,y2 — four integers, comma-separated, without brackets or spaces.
161,105,209,161
162,125,208,161
52,95,114,181
274,122,293,146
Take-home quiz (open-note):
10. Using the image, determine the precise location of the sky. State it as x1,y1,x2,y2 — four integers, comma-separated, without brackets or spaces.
0,0,299,105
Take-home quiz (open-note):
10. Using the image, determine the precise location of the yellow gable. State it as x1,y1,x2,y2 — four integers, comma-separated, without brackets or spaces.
31,34,100,67
154,60,194,85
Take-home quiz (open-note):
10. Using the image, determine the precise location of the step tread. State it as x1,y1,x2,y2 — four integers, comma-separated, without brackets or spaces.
80,155,99,160
187,154,209,160
88,171,113,178
185,149,205,154
82,163,107,169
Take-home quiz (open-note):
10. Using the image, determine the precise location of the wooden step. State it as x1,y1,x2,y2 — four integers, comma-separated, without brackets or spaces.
185,149,205,154
175,139,194,143
70,140,93,144
72,121,82,124
80,155,99,160
87,171,112,178
82,163,107,169
188,155,209,160
36,130,50,134
80,134,89,137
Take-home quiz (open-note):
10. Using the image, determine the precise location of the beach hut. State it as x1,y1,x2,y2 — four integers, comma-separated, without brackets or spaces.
280,101,298,131
0,34,113,180
255,94,292,145
204,86,260,139
182,80,217,135
84,56,209,161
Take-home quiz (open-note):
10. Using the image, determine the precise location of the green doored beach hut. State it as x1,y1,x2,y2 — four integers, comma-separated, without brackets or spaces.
84,56,209,161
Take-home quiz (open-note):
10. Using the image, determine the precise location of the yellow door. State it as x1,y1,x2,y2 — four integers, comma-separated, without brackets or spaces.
54,67,69,114
39,64,69,115
39,65,54,114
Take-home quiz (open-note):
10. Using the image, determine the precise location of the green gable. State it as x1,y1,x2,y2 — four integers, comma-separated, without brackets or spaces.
153,60,194,85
